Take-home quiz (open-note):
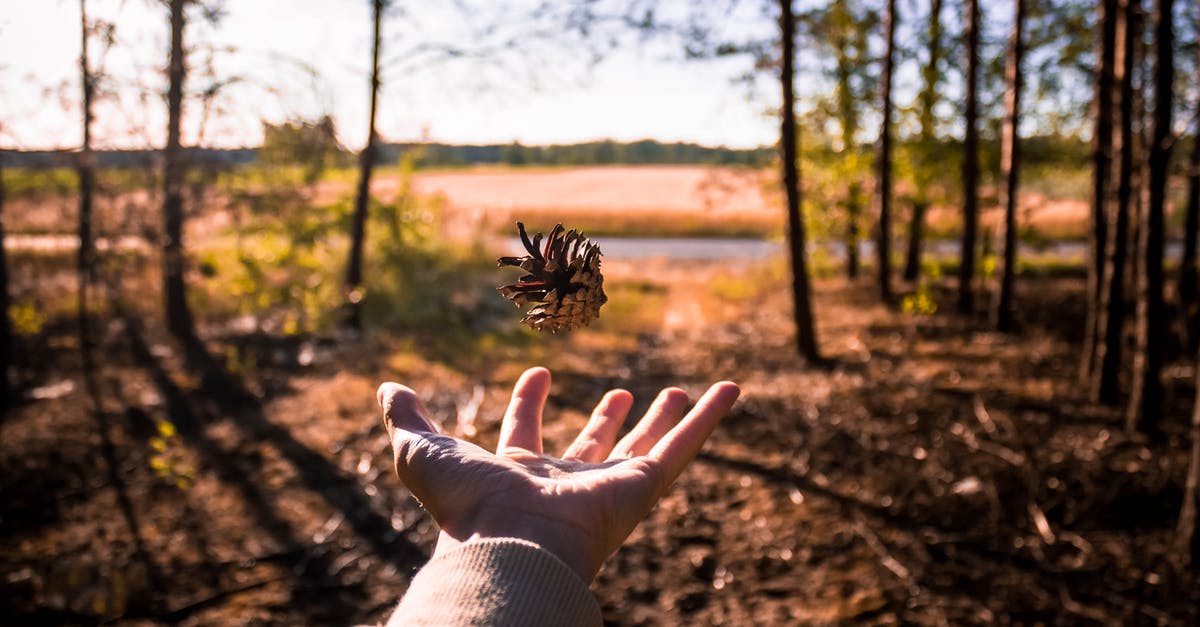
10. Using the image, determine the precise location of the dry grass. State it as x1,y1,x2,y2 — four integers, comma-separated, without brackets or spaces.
7,164,1134,244
313,165,783,238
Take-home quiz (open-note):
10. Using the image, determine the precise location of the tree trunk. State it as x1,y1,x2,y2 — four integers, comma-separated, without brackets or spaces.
994,0,1024,331
780,0,820,362
0,147,10,408
1093,0,1133,405
904,0,943,284
1083,0,1119,379
1127,0,1172,434
344,0,384,330
847,183,860,279
1179,60,1200,350
832,3,859,282
163,0,194,341
1178,343,1200,565
957,0,981,314
904,202,926,282
78,0,96,353
876,0,896,302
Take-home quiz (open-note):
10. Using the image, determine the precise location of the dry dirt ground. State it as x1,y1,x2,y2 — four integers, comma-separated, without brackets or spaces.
3,246,1199,625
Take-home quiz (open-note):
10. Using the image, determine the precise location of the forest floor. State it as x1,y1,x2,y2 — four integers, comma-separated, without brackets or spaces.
3,246,1200,625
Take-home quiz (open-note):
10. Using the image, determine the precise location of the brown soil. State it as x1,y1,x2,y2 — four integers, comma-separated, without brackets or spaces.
3,250,1198,625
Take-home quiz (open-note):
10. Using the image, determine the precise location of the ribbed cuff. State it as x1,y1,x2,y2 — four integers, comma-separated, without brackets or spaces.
387,538,602,627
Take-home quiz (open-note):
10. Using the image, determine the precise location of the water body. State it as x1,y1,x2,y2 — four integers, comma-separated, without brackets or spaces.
509,237,1184,262
7,234,1181,263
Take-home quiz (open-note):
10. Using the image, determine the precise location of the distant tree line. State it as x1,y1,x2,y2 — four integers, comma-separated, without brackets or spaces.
382,140,775,167
6,134,1116,174
2,139,773,171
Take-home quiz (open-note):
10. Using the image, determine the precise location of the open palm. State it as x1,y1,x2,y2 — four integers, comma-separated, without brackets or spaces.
378,367,740,581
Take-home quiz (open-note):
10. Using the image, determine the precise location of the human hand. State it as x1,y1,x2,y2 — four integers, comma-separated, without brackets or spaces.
377,367,740,582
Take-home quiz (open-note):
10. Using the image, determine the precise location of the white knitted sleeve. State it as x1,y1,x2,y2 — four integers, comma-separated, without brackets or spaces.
386,538,603,627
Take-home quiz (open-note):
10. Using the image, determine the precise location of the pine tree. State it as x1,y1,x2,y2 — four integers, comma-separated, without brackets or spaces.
1083,0,1119,379
343,0,385,330
0,146,10,408
1092,0,1133,405
1179,43,1200,349
1178,343,1200,564
904,0,943,283
876,0,896,302
163,0,195,341
958,0,981,314
780,0,820,362
78,0,97,355
994,0,1025,331
1127,0,1173,433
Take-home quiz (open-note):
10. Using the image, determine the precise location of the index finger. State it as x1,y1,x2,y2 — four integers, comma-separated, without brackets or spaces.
496,367,551,454
646,381,740,486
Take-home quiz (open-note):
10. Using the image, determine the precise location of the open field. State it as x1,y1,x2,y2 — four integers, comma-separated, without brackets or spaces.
4,164,1111,243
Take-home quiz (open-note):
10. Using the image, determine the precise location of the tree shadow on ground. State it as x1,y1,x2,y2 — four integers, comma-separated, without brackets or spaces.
113,305,427,623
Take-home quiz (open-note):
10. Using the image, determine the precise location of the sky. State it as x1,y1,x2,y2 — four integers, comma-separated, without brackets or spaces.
0,0,782,151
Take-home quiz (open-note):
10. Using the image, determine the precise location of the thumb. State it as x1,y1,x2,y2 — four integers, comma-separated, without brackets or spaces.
378,382,437,435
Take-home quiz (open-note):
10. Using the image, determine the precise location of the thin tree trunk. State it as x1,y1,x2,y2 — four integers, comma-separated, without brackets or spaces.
1178,343,1200,565
163,0,194,341
344,0,384,330
780,0,820,362
832,3,859,283
904,202,926,282
958,0,981,314
904,0,943,283
994,0,1024,331
1083,0,1119,379
1180,67,1200,350
1093,0,1134,406
847,183,860,279
0,147,10,408
1127,0,1173,434
78,0,96,355
876,0,896,302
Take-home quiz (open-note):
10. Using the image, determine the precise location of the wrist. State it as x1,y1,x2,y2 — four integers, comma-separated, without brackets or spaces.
435,524,598,583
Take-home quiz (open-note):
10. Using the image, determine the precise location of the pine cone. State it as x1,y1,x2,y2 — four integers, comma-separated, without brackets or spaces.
498,222,607,332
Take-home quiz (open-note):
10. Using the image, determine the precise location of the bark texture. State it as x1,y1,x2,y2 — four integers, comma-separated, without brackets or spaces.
1093,0,1134,405
1126,0,1172,433
780,0,820,362
1082,0,1118,378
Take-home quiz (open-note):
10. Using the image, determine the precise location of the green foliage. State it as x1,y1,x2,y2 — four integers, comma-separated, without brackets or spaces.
2,167,77,200
258,115,345,184
148,420,193,491
9,301,46,335
2,166,153,202
199,199,348,334
901,262,941,315
198,153,515,366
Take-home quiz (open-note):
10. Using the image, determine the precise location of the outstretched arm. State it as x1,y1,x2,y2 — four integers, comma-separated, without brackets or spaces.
380,367,739,625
